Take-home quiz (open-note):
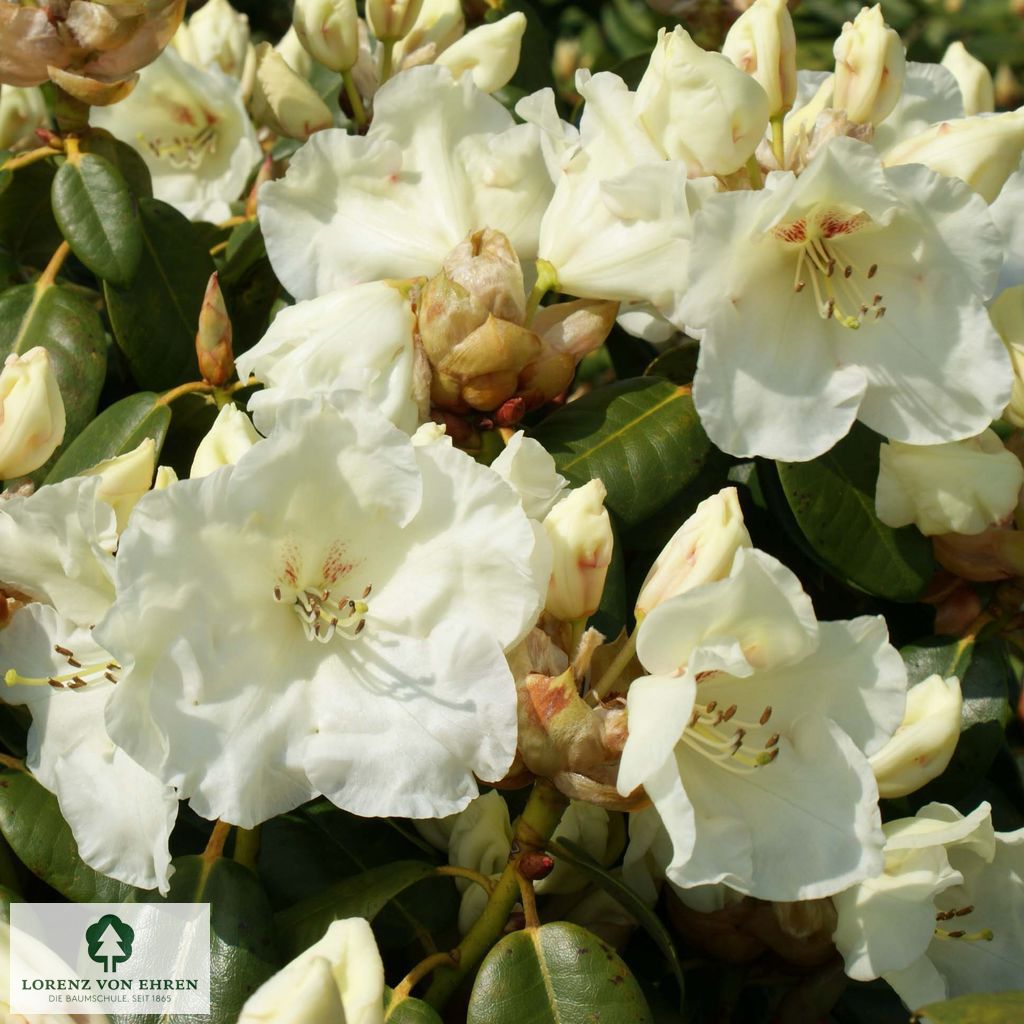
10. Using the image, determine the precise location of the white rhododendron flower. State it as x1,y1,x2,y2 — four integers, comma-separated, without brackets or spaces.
190,403,261,478
682,137,1011,460
90,47,260,221
173,0,254,87
833,803,1024,1006
95,395,548,826
0,347,65,481
238,918,384,1024
875,431,1023,536
259,65,553,300
489,431,568,522
616,547,907,900
433,13,526,95
235,281,421,435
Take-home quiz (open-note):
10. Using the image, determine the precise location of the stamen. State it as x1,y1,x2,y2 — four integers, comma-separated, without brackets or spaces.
5,657,121,690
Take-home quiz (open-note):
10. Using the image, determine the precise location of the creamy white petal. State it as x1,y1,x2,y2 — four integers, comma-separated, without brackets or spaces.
873,61,965,155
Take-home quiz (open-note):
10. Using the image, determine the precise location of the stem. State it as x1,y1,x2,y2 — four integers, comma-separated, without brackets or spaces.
525,259,559,324
389,951,460,1010
203,820,231,862
435,865,496,894
588,629,638,702
216,215,249,231
53,87,89,136
379,40,395,84
37,241,71,290
156,381,216,407
0,754,26,773
342,70,368,129
209,240,230,258
233,826,260,872
770,113,786,168
517,874,540,930
1,147,61,173
424,780,569,1010
745,154,764,190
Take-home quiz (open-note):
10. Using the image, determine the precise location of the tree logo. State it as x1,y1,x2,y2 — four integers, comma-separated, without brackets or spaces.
85,915,135,974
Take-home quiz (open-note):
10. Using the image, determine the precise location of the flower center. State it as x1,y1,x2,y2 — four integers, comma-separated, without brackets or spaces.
4,643,120,690
141,101,220,170
682,681,778,774
772,208,885,330
934,904,993,943
274,582,372,644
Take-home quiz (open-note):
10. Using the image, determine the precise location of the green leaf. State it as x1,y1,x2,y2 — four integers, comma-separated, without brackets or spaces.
385,989,445,1024
0,769,140,902
275,860,438,959
775,423,935,601
644,342,699,387
0,158,62,266
45,391,170,484
532,378,711,528
80,133,153,199
52,153,142,285
467,922,653,1024
119,857,279,1024
901,635,976,687
0,283,106,469
104,198,215,390
914,991,1024,1023
549,838,684,1005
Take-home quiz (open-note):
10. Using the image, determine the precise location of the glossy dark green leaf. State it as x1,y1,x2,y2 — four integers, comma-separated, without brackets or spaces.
644,342,699,387
0,158,62,266
218,219,281,355
467,922,653,1024
776,423,935,601
80,133,153,199
914,992,1024,1023
45,391,170,484
52,153,142,285
104,198,214,390
118,856,279,1024
0,769,139,902
549,838,684,1003
532,378,711,527
275,860,438,959
901,635,976,688
0,283,106,469
385,989,445,1024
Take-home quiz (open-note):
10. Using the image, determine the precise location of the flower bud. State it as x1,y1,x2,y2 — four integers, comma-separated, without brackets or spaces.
0,85,48,151
543,480,613,622
635,487,752,620
869,674,962,798
490,431,568,522
0,347,66,480
250,42,333,140
187,0,251,80
832,4,906,125
875,432,1024,537
276,26,314,79
635,27,771,177
46,65,139,106
721,0,797,118
238,918,384,1024
441,228,526,324
367,0,425,43
434,13,526,94
81,438,156,532
883,109,1024,203
941,41,995,116
195,272,235,387
989,283,1024,427
293,0,360,74
190,404,261,479
933,524,1024,582
394,0,465,67
154,465,179,490
532,299,619,363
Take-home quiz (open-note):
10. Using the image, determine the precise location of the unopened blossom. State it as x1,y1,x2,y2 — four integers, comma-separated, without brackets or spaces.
876,431,1024,536
832,4,905,126
95,395,548,826
173,0,253,88
292,0,359,73
721,0,797,118
833,802,1024,1006
884,109,1024,204
490,432,568,522
433,14,526,95
250,42,333,141
81,438,156,533
238,919,384,1024
682,137,1011,460
869,675,961,798
543,480,613,623
235,280,421,435
393,0,465,66
617,547,907,900
259,65,553,301
0,0,186,101
367,0,424,43
941,42,994,116
635,487,751,620
0,84,48,151
90,47,260,222
190,404,260,479
0,348,65,481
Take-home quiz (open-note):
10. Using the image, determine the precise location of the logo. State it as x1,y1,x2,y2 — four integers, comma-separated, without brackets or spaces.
86,914,135,973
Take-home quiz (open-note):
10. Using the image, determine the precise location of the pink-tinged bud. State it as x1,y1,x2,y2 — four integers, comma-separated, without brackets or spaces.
635,487,751,620
518,852,555,881
0,348,65,480
722,0,797,117
441,228,526,324
196,272,235,387
543,480,613,623
934,524,1024,582
293,0,360,73
832,4,905,125
366,0,425,43
250,42,333,140
81,438,156,533
532,299,619,363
